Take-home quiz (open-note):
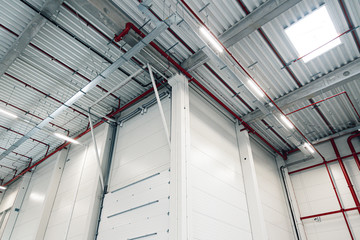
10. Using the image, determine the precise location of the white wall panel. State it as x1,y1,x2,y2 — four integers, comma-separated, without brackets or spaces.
287,134,360,240
0,180,21,213
189,90,252,240
10,154,58,240
43,123,111,240
98,97,171,239
251,139,294,240
109,97,171,192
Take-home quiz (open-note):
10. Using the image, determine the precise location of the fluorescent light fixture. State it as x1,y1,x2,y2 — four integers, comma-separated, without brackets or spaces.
54,133,80,144
303,142,315,153
280,115,294,129
199,27,223,53
248,80,264,97
0,108,18,119
285,6,340,62
0,186,7,190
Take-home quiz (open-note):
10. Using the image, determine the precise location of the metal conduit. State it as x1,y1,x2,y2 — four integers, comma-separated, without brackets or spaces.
179,0,326,160
0,16,174,163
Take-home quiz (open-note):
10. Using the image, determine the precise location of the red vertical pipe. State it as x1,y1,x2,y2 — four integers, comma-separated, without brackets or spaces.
331,139,360,214
348,132,360,171
323,162,354,239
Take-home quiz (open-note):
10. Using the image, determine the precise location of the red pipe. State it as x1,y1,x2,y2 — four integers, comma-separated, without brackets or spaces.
233,0,336,134
0,146,32,161
286,91,360,120
0,125,49,147
331,139,360,213
0,98,70,134
64,2,291,155
288,151,360,174
0,164,16,172
4,73,88,118
180,0,324,160
338,0,360,52
4,80,160,186
0,24,120,102
323,162,354,239
301,207,358,220
113,22,285,159
294,27,358,63
348,132,360,171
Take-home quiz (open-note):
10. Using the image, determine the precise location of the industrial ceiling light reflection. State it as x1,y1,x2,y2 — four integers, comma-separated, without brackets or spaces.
0,108,18,119
199,27,223,53
280,115,294,129
303,142,315,153
0,186,7,190
285,6,340,62
54,133,80,144
248,80,264,97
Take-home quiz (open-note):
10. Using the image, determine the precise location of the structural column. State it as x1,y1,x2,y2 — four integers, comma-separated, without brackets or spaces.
1,171,34,239
235,125,268,240
168,74,191,240
35,148,69,240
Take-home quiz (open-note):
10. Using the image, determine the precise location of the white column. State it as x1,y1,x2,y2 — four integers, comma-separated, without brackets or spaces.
1,171,34,239
168,74,191,240
235,124,268,240
35,148,69,240
277,158,307,240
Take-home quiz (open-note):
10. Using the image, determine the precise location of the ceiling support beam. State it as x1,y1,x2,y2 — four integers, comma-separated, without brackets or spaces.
0,0,62,77
242,58,360,123
181,0,301,71
0,15,175,162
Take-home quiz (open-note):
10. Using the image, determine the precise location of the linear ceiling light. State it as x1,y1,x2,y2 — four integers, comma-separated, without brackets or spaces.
54,133,80,144
248,80,264,98
0,108,18,119
280,115,294,129
303,142,315,153
285,6,340,62
199,27,223,53
0,186,7,190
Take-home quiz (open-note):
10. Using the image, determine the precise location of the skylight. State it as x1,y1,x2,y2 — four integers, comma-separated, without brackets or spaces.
285,6,341,62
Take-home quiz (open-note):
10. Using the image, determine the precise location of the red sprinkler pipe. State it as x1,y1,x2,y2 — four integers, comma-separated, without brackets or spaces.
331,139,360,214
63,3,292,154
0,24,120,102
113,23,285,159
0,164,16,172
4,18,286,186
348,132,360,171
323,161,354,239
0,125,49,148
0,98,70,134
4,73,88,118
286,91,360,119
0,146,32,161
179,0,324,160
301,207,358,220
288,151,360,174
4,81,160,187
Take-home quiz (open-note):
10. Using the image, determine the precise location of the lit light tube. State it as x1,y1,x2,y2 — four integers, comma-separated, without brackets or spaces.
54,133,80,144
248,80,264,97
280,115,294,129
303,142,315,153
199,27,223,53
0,108,18,119
0,186,7,190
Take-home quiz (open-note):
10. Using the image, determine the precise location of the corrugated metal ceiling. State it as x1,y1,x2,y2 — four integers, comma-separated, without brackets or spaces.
0,0,359,183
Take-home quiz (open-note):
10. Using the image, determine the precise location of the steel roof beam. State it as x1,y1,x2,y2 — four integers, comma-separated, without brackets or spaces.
0,0,62,77
0,15,175,162
242,58,360,123
181,0,301,71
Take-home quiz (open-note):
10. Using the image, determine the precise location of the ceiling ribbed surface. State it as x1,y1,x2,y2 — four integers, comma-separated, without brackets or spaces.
0,0,359,183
